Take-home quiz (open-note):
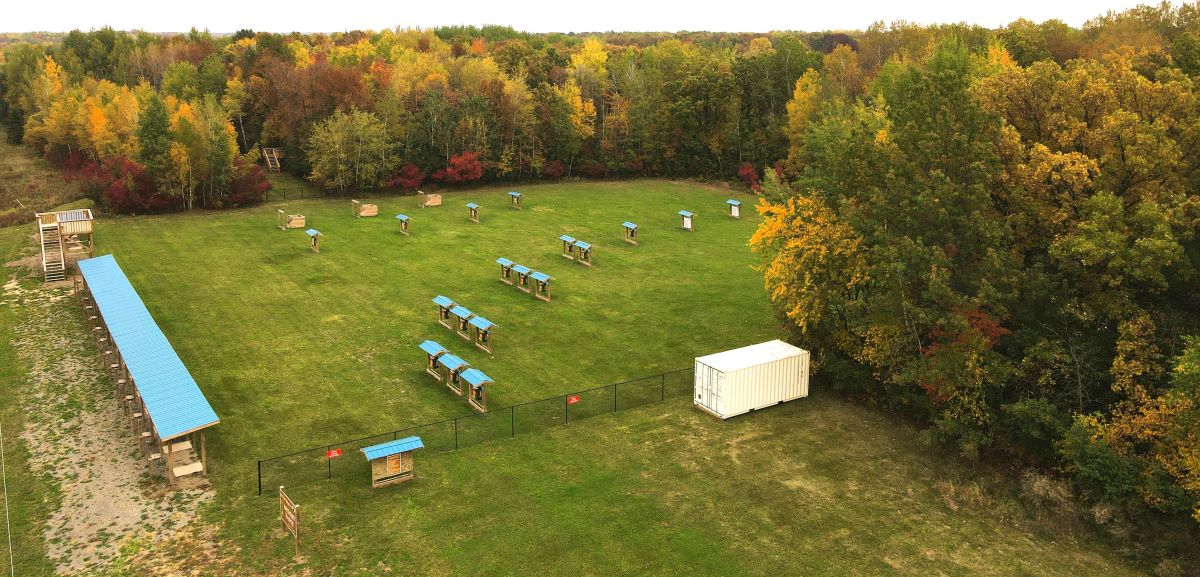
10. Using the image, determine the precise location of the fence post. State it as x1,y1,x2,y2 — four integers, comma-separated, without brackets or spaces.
564,395,569,424
454,418,459,450
326,446,332,480
613,383,618,413
510,406,515,438
661,373,666,402
257,460,262,496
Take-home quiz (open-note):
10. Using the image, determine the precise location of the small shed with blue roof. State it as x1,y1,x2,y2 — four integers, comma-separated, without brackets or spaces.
575,240,593,266
461,369,493,412
678,210,695,231
496,258,515,284
530,271,554,302
623,221,639,244
508,191,522,209
559,235,576,259
468,316,496,353
512,264,533,293
432,295,457,328
437,353,470,395
419,340,448,379
449,305,475,339
726,199,742,219
395,213,410,235
362,436,424,488
305,228,322,252
466,202,480,223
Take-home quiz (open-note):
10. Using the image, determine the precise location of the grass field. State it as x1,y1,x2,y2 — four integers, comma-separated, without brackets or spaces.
0,178,1151,576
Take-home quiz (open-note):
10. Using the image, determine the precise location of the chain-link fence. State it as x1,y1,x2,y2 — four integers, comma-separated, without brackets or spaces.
256,367,694,494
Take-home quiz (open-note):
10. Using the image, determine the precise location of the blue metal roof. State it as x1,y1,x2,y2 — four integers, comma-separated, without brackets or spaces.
468,316,494,330
622,221,638,229
512,264,531,275
449,305,473,319
575,241,592,250
305,228,321,237
432,295,456,308
77,255,218,441
362,436,424,460
418,340,447,357
559,235,575,243
460,368,492,388
395,213,409,221
530,271,552,283
726,199,741,206
508,191,521,197
496,257,513,267
466,203,480,209
438,354,468,372
678,210,694,217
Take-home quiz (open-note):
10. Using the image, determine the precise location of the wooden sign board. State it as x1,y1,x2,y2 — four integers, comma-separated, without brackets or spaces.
279,486,300,555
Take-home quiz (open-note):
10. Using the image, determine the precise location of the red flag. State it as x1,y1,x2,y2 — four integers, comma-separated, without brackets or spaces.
326,448,343,459
567,394,581,405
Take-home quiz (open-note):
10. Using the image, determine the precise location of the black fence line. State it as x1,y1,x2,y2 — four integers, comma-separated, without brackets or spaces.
256,367,694,495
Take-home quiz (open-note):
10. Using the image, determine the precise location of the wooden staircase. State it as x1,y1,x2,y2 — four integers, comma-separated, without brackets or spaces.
38,220,66,282
263,148,281,173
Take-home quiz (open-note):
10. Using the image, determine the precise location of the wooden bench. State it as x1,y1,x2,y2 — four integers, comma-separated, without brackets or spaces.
172,462,204,478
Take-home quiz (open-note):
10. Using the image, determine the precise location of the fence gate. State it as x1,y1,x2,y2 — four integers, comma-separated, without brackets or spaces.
279,486,300,555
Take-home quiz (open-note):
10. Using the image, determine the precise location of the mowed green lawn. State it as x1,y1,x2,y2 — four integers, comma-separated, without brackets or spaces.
2,179,1147,576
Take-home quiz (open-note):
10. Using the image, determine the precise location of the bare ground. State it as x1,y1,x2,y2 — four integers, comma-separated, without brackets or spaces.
2,276,212,575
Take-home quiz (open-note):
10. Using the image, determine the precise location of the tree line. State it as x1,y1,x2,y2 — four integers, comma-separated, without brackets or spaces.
753,3,1200,549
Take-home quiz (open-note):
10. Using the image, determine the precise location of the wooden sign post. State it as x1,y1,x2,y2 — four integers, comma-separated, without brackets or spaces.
280,486,300,555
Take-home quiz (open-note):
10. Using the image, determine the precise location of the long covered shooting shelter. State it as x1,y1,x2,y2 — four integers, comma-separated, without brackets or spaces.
362,436,424,488
76,255,219,486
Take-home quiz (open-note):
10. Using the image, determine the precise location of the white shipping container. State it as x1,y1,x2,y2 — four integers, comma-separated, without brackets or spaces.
694,340,810,419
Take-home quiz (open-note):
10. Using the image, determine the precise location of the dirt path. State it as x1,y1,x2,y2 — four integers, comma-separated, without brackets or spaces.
2,277,211,575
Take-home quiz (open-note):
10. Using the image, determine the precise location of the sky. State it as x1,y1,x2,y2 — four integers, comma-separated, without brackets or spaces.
0,0,1173,34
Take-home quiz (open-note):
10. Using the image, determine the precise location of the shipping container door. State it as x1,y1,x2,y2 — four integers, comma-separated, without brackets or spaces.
713,370,726,415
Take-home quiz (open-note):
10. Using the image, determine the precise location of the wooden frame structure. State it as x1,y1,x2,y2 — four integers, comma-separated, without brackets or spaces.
531,271,553,302
262,147,283,172
496,258,515,285
433,295,457,329
726,199,742,219
513,264,533,293
466,202,481,223
417,191,442,208
623,222,639,245
469,316,495,353
450,305,476,340
35,209,94,282
678,210,695,232
438,353,470,395
575,241,593,266
419,340,448,381
277,209,305,230
352,200,378,218
279,486,300,554
462,369,492,412
509,191,523,209
395,213,410,235
362,436,424,488
305,229,322,253
559,235,576,260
